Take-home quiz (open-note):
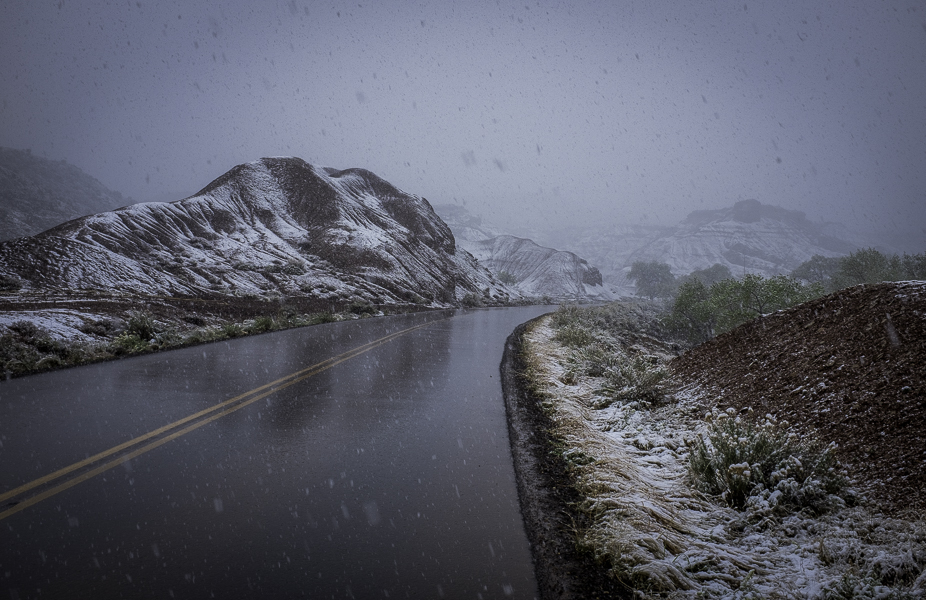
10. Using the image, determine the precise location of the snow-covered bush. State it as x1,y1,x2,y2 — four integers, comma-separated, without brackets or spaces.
0,274,22,292
597,353,668,407
460,292,483,308
125,311,159,341
111,331,151,354
689,409,851,512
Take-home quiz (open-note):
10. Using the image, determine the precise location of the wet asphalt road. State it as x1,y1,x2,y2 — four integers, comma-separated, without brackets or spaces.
0,306,553,599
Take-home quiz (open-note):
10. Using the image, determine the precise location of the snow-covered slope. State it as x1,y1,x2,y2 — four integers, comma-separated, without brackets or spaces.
536,223,674,292
467,236,610,301
0,147,129,241
434,204,610,300
431,204,503,247
0,157,514,306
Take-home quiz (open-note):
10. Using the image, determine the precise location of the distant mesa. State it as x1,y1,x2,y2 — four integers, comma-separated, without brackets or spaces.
0,157,512,307
630,199,856,278
536,199,863,295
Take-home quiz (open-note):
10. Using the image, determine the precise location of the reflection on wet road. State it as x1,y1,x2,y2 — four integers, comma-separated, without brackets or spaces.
0,306,551,599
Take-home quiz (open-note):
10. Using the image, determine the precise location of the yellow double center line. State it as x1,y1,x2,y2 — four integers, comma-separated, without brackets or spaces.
0,317,446,521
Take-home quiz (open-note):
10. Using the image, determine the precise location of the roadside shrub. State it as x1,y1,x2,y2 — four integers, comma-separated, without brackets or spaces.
249,315,275,333
8,320,40,340
125,311,158,341
33,335,68,357
597,353,668,406
549,304,584,329
111,332,149,354
0,332,39,375
0,275,22,292
569,343,619,377
689,409,850,513
35,355,64,370
552,323,597,347
460,292,483,308
79,318,122,337
220,323,245,338
308,312,338,324
348,300,376,315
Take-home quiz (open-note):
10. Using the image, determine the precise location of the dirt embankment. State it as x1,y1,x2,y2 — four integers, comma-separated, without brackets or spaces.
672,281,926,516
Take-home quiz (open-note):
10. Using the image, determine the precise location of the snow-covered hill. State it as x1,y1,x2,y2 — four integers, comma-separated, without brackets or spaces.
434,204,610,300
0,147,129,241
539,200,859,293
467,236,610,301
0,157,514,307
628,199,855,276
536,223,674,292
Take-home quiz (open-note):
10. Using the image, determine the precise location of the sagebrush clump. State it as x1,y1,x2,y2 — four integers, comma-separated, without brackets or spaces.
689,408,853,513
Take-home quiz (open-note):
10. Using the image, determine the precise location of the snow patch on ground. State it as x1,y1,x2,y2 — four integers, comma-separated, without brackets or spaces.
0,309,112,342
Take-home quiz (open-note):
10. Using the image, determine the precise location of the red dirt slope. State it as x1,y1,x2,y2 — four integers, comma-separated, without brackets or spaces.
672,281,926,516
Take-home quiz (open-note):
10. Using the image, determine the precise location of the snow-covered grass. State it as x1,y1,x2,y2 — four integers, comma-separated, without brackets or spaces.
0,307,358,379
521,304,926,598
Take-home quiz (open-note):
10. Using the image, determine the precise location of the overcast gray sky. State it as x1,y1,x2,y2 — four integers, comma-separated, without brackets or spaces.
2,1,924,241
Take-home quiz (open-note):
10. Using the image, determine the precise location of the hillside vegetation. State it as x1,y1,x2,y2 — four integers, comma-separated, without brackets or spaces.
628,248,926,345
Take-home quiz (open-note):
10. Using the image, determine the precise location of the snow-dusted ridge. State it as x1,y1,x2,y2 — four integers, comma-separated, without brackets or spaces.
626,199,856,277
467,235,611,301
0,157,514,307
433,203,611,301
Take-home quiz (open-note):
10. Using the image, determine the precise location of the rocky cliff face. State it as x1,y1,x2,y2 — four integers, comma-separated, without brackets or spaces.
0,147,128,241
0,157,513,307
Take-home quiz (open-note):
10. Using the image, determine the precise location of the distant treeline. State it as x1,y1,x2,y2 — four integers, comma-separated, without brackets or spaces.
627,248,926,345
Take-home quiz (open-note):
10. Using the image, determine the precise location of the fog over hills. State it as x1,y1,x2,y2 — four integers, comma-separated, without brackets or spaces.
0,157,514,307
0,147,129,242
626,199,856,274
533,200,869,293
